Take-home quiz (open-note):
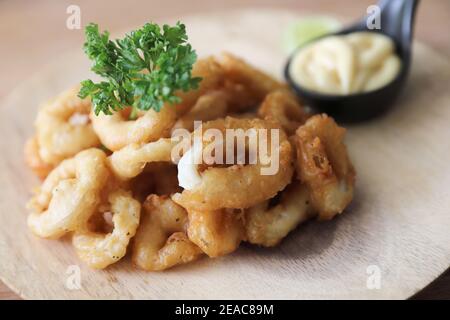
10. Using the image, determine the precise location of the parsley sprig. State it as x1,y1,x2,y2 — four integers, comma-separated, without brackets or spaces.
78,22,201,116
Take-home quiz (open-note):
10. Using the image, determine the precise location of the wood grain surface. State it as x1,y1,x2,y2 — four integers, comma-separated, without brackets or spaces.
1,1,449,300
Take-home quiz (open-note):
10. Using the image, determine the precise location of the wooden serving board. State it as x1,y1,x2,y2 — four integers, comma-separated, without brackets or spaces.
0,9,449,299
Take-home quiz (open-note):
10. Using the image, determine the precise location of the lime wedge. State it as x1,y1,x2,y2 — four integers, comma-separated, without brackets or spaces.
283,16,342,53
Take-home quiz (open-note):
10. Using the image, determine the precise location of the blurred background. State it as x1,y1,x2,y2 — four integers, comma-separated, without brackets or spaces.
0,0,448,299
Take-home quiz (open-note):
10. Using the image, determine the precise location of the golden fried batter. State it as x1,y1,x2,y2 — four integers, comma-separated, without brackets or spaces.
132,195,203,271
293,114,355,219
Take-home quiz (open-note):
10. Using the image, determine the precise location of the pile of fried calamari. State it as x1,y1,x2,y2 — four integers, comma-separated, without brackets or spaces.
25,53,355,271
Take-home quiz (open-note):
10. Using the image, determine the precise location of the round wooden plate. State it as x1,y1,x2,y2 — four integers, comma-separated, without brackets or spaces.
0,9,449,299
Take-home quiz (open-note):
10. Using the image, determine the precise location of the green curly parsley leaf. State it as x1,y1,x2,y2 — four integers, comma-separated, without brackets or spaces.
78,22,201,115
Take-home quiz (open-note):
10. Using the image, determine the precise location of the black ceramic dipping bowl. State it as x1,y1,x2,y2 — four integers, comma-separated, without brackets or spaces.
284,0,419,123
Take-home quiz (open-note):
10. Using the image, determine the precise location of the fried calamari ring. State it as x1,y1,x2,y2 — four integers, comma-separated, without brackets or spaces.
174,56,225,116
245,182,316,247
186,208,245,257
72,189,141,269
218,52,286,101
132,195,202,271
293,114,355,220
27,148,109,239
176,54,279,116
108,138,176,180
24,136,54,179
174,117,294,211
173,86,264,132
172,90,229,132
91,105,176,151
35,86,100,165
258,89,309,134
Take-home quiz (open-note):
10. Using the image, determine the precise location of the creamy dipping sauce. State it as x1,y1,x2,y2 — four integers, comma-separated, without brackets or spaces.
289,32,401,95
